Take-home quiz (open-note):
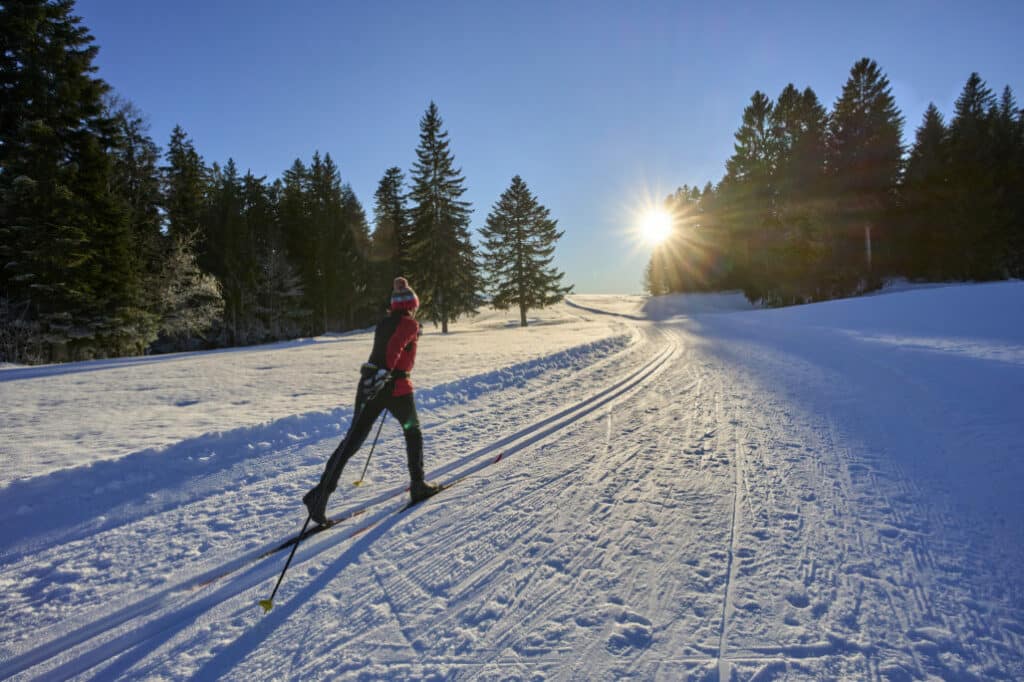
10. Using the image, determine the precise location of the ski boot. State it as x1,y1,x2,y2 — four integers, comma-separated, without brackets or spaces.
410,479,441,505
303,487,329,525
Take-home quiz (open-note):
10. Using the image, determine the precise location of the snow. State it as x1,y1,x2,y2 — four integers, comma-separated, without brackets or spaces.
1,285,1023,680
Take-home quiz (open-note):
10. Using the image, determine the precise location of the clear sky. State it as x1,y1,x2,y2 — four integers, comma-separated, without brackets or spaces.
75,0,1023,294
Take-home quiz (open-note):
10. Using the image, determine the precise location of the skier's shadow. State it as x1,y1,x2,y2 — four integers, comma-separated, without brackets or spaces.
193,510,408,679
79,509,405,680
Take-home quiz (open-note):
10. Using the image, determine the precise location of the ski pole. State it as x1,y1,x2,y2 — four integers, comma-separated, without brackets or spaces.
259,513,313,613
260,402,369,612
353,412,387,486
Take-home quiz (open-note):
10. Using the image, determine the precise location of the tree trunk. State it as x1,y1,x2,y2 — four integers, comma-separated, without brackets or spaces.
865,224,873,271
520,304,527,327
440,289,448,334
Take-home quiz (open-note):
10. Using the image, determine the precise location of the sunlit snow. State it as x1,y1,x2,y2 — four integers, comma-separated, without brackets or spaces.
1,283,1022,680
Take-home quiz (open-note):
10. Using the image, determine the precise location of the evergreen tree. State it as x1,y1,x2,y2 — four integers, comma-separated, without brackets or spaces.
201,159,247,343
153,232,223,351
253,178,308,340
407,102,482,333
278,158,315,333
947,72,999,279
765,85,830,304
306,152,345,331
772,85,828,208
106,96,164,342
480,176,572,326
989,85,1022,277
652,186,713,294
676,182,739,293
153,126,225,349
107,97,163,263
826,58,904,290
371,167,410,298
903,103,952,278
0,0,149,361
643,258,670,296
337,181,373,328
257,218,307,342
237,170,275,342
995,87,1024,277
724,91,777,188
162,125,207,242
718,90,778,300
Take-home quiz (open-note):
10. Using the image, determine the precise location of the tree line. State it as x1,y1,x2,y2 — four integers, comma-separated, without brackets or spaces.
645,58,1024,306
1,1,571,364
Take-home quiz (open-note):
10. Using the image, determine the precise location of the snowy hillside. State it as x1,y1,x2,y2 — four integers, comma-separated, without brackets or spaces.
2,284,1023,680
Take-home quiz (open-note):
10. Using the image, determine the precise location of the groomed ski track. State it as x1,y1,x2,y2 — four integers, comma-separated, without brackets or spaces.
1,321,680,680
4,294,1023,680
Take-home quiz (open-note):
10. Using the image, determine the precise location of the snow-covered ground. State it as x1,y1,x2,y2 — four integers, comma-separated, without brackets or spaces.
1,284,1023,680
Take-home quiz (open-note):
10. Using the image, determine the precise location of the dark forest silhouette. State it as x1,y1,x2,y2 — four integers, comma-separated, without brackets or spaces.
646,59,1023,306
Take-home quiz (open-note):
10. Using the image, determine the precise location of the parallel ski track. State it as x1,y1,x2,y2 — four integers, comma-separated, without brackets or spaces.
0,326,679,682
716,428,748,681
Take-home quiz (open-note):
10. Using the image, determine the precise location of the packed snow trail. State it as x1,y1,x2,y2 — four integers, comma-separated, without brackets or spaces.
0,310,670,679
2,287,1023,680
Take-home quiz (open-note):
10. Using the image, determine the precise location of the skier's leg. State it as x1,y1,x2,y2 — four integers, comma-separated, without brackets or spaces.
305,397,384,522
389,395,438,502
388,394,423,479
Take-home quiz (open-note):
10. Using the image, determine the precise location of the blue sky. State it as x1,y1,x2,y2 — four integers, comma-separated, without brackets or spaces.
76,0,1023,294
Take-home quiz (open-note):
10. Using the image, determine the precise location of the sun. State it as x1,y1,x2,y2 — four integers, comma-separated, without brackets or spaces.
638,208,673,246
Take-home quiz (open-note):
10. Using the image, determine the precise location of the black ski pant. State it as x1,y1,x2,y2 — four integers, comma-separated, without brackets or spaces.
312,388,424,499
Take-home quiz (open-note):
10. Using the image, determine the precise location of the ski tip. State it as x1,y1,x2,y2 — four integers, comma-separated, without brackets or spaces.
258,599,274,614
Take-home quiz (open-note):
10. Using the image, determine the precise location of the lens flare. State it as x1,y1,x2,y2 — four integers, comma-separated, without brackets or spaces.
638,208,673,246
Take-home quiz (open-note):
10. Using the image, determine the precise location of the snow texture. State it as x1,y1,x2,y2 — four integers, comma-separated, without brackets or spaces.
1,285,1022,680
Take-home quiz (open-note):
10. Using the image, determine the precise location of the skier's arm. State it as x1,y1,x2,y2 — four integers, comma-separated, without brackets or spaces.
384,316,418,369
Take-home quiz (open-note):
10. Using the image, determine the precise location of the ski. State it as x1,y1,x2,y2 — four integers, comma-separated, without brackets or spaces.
262,510,362,557
398,479,462,512
192,507,367,591
199,479,463,594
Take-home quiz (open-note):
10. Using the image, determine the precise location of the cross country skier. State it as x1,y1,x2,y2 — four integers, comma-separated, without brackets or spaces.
303,277,440,524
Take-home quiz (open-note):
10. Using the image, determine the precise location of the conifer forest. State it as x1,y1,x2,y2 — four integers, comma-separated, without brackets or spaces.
645,59,1024,306
0,1,571,363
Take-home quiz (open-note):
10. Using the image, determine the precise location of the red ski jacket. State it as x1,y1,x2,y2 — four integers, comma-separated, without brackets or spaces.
367,311,420,397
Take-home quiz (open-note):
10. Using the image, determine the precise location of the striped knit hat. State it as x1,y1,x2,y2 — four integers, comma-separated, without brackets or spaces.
390,277,419,311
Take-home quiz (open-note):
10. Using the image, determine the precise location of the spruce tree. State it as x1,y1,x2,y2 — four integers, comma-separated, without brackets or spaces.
162,126,207,242
724,91,777,188
826,58,904,289
407,102,481,333
201,159,247,343
994,87,1024,276
259,244,306,339
256,185,307,343
278,158,315,333
0,0,148,361
904,104,952,278
766,85,829,304
371,167,410,298
480,176,572,326
338,181,373,327
303,152,337,332
106,97,164,344
772,85,828,208
654,186,711,294
948,73,1001,279
237,170,275,342
719,91,778,301
108,98,163,264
